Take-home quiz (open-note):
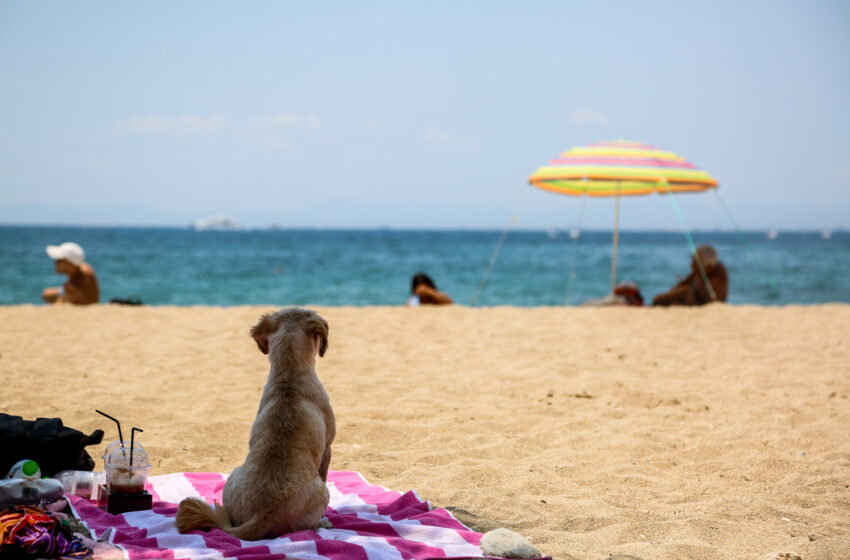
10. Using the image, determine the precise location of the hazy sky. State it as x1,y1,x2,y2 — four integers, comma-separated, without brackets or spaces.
1,1,848,230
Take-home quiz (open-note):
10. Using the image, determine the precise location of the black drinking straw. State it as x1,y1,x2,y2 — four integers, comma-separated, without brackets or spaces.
96,409,126,457
130,427,143,466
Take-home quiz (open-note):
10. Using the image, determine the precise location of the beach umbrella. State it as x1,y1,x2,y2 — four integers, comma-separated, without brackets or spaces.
528,140,718,293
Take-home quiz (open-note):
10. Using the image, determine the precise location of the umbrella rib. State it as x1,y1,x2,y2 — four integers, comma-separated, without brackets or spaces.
471,216,517,306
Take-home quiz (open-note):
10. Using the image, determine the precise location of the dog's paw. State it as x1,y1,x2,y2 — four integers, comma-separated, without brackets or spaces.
315,516,333,530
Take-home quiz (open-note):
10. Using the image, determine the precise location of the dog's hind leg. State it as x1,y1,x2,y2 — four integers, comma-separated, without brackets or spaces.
304,478,332,530
227,511,275,541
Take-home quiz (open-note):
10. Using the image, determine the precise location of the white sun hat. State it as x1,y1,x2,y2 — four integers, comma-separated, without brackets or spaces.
46,242,86,266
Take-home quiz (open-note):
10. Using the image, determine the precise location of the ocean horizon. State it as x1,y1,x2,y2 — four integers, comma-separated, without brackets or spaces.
2,222,846,233
2,225,847,307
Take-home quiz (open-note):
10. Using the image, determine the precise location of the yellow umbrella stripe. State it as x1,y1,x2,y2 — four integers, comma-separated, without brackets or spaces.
530,178,713,196
531,166,717,184
561,147,685,160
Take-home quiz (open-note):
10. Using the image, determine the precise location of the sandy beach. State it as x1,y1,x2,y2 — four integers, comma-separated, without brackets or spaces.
1,304,848,559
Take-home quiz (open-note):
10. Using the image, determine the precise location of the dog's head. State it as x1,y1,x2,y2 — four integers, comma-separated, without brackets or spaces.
250,308,329,361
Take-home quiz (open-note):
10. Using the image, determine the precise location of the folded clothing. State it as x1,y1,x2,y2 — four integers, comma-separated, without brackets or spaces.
0,504,91,559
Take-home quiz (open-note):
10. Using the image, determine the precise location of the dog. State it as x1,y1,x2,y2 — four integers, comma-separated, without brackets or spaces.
176,308,334,540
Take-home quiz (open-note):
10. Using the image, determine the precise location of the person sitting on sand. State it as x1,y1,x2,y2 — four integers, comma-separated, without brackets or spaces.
652,245,728,306
42,242,100,305
407,272,453,306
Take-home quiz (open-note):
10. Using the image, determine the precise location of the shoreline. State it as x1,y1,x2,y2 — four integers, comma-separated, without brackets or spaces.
2,305,848,559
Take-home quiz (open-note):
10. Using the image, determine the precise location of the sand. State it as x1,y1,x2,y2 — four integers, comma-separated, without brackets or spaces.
1,304,848,560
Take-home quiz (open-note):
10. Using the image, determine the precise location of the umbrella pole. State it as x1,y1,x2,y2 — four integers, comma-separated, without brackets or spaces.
610,182,621,292
565,196,586,305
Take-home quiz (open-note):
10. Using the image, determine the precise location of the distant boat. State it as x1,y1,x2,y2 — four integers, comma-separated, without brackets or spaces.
192,214,240,231
767,228,778,240
821,228,832,240
569,228,581,240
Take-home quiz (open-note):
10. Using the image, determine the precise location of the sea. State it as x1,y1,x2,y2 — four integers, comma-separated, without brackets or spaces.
1,226,847,307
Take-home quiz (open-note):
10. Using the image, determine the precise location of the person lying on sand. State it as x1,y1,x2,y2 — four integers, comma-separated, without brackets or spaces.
653,244,728,306
408,272,453,306
42,242,100,305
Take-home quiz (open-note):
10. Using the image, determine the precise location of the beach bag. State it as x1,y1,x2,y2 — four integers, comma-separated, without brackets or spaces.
0,414,103,478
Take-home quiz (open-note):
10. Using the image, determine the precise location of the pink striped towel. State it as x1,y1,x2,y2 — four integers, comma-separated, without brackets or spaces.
67,471,546,560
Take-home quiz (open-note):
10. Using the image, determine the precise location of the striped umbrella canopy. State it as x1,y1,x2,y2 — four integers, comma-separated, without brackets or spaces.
528,140,719,294
528,140,718,196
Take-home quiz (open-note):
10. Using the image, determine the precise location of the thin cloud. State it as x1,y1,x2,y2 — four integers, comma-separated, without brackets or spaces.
422,127,479,150
569,110,610,125
258,112,321,130
363,118,383,132
422,128,454,146
118,114,229,133
832,164,850,181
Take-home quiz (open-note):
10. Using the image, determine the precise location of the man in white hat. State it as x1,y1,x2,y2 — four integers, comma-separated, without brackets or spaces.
42,242,100,305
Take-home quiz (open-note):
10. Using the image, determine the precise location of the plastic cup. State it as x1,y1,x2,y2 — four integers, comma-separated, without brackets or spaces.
104,442,150,494
102,440,123,464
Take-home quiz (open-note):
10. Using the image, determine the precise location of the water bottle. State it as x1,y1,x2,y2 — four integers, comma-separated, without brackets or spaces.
54,470,104,499
0,459,64,508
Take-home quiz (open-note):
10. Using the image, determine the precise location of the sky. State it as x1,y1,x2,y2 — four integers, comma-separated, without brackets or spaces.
1,1,848,230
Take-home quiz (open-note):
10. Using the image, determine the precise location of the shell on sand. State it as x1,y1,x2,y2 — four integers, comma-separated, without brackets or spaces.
480,527,541,558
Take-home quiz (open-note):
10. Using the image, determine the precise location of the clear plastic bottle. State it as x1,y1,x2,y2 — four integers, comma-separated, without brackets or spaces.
54,470,104,499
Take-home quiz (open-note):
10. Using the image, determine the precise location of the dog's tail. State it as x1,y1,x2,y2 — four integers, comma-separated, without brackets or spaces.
176,497,268,540
176,497,231,533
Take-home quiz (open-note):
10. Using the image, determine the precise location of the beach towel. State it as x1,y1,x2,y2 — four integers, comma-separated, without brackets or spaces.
67,471,545,560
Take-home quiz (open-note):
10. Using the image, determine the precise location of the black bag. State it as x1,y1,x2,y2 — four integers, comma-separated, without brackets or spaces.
0,414,104,477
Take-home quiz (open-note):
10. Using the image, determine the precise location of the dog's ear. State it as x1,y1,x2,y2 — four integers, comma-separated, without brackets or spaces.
311,316,329,358
249,313,279,355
